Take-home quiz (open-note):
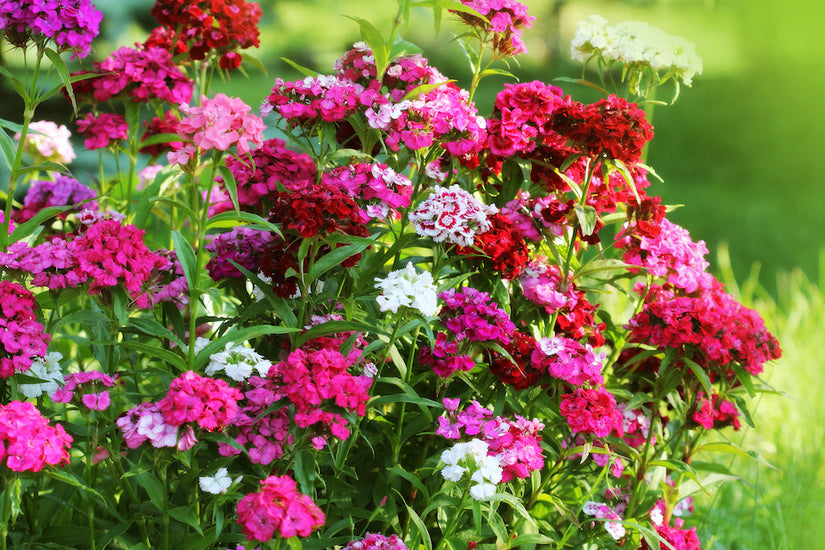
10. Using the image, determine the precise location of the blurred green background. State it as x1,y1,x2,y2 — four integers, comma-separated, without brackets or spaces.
71,0,825,292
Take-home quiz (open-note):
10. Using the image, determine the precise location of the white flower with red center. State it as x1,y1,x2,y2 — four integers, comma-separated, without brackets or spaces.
408,184,497,246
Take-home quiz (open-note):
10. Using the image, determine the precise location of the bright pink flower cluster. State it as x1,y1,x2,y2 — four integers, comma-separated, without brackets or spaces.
76,45,193,104
205,228,275,280
218,376,293,465
146,0,262,69
0,220,171,308
0,401,72,472
76,113,128,150
409,184,497,247
550,95,654,164
628,281,782,376
236,474,325,541
560,387,624,438
692,392,740,430
158,371,243,431
52,370,117,411
15,175,97,223
640,519,702,550
421,287,516,377
142,249,189,308
437,399,545,483
169,94,265,165
325,163,413,219
452,0,535,56
213,137,316,215
531,336,604,386
618,218,714,293
0,0,102,58
489,80,570,159
265,75,371,125
266,343,372,447
343,533,409,550
0,281,50,378
456,213,530,279
500,191,570,241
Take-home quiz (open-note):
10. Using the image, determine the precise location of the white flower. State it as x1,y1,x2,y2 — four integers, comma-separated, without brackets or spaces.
441,464,466,482
199,467,238,494
469,481,496,501
205,343,271,382
408,184,497,247
375,262,438,317
440,439,503,501
19,351,63,398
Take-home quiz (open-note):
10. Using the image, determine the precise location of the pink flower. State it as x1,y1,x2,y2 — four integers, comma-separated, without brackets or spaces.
0,401,72,472
236,475,324,541
560,387,624,438
76,113,128,150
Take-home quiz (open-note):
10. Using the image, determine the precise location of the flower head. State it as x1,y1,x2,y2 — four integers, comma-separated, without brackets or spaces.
375,262,438,317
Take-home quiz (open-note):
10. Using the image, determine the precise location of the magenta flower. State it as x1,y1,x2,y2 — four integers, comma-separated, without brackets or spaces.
236,475,325,541
0,0,102,58
76,113,128,150
0,401,72,472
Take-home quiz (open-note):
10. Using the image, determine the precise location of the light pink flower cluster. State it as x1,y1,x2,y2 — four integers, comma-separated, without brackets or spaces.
0,281,51,378
15,120,75,164
560,387,624,438
453,0,536,56
343,533,409,550
326,163,413,219
0,401,72,472
52,370,117,411
618,218,714,293
531,336,604,386
117,402,181,449
236,474,325,541
205,228,275,281
409,184,497,247
437,399,545,483
0,0,102,58
15,175,97,223
264,75,370,125
582,500,625,540
76,112,128,150
335,44,447,100
518,258,577,313
169,94,265,165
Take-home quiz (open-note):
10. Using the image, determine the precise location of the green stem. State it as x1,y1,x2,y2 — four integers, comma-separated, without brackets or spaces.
434,488,469,550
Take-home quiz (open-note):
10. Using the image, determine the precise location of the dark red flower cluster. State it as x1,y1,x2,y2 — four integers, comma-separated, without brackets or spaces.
488,330,541,389
139,111,183,157
456,213,530,279
550,94,654,164
146,0,262,69
628,281,782,377
267,180,369,240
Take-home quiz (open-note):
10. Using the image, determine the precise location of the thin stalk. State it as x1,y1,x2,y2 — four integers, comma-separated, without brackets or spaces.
433,487,469,550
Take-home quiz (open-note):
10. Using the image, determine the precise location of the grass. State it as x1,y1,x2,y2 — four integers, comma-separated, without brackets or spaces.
693,249,825,549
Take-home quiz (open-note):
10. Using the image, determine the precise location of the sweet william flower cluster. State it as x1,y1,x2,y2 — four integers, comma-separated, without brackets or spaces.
0,0,782,548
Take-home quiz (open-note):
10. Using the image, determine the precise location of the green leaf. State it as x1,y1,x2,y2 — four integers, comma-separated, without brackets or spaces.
693,441,777,469
552,76,609,96
171,230,198,294
485,493,536,526
386,465,430,503
43,47,77,112
133,471,166,510
279,57,319,78
0,128,16,170
9,205,71,242
683,356,713,397
388,39,423,62
120,340,188,372
309,242,370,281
206,210,282,235
169,504,204,536
402,80,452,101
401,496,432,550
344,16,389,77
217,164,240,213
573,203,598,236
138,132,183,148
127,317,187,350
